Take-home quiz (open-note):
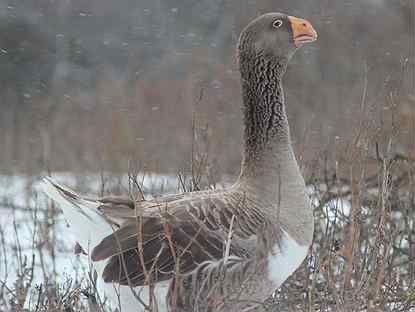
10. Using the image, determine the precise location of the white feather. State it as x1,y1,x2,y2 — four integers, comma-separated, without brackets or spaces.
267,229,309,286
41,177,171,311
41,178,113,254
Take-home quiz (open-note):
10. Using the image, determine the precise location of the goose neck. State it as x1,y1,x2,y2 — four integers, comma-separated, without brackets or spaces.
238,55,293,186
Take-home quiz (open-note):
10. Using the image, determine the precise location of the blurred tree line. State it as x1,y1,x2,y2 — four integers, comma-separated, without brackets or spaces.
0,0,413,176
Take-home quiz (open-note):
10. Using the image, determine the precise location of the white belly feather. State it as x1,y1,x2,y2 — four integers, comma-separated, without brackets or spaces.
98,274,170,312
267,229,309,287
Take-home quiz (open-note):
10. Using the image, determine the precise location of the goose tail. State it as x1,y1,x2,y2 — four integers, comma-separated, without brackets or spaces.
41,177,113,251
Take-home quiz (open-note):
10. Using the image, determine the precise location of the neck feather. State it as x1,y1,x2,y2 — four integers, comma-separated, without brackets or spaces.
234,52,313,247
237,55,293,186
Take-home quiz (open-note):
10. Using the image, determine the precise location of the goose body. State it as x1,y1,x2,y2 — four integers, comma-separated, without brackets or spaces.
42,13,317,312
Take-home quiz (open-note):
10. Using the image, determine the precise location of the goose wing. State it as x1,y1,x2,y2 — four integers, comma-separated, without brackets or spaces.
91,189,267,286
96,191,211,226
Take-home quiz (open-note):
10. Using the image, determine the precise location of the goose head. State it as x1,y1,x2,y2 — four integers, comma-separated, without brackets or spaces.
238,13,317,63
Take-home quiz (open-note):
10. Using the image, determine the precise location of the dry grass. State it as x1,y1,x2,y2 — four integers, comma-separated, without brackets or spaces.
1,1,414,310
1,35,414,310
1,127,414,311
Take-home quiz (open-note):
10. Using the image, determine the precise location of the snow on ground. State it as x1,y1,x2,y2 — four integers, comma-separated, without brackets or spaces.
0,174,353,286
1,173,412,311
0,173,357,310
0,173,179,289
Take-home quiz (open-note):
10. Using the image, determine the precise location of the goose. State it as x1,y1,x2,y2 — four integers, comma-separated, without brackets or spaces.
42,12,317,312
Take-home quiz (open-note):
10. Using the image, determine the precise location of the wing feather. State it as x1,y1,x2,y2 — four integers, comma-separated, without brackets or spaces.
93,189,265,287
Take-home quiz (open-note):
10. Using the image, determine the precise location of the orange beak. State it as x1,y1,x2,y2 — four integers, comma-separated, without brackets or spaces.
288,16,318,47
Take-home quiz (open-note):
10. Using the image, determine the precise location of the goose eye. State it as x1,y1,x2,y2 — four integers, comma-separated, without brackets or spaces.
272,19,283,28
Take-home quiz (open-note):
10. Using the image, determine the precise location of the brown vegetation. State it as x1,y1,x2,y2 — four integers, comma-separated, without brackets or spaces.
0,0,414,311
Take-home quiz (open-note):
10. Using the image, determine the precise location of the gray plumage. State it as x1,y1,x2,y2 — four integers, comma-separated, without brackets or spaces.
42,12,317,312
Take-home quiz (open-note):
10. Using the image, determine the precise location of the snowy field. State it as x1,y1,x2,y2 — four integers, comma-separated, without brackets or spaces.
0,173,413,311
0,173,346,286
0,173,180,288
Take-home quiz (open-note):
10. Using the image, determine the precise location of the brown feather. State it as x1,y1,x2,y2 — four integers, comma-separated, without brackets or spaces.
92,190,259,286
